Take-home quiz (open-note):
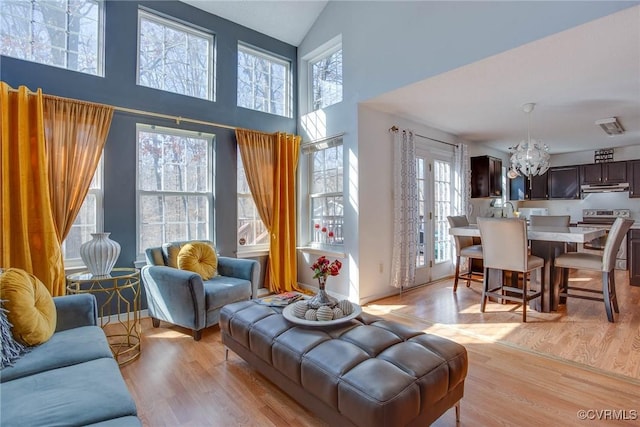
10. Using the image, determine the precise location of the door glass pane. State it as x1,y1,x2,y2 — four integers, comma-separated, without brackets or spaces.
416,157,426,267
434,160,452,264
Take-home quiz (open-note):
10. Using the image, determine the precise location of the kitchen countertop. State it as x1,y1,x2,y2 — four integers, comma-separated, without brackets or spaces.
450,225,606,243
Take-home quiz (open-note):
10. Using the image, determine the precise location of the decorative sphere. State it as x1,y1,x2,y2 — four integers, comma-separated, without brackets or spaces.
293,301,308,319
332,307,344,319
305,309,318,321
338,300,353,315
316,305,334,321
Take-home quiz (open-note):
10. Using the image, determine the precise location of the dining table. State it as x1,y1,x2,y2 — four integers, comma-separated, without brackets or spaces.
449,223,606,313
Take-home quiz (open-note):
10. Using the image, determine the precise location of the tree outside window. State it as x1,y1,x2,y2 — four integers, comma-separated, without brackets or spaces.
0,0,103,75
137,10,213,100
237,149,269,252
310,46,342,111
307,140,344,245
137,125,214,256
237,44,291,117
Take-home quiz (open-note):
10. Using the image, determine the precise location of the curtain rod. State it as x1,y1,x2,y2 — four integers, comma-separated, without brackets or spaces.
6,86,237,130
302,132,346,145
389,125,457,147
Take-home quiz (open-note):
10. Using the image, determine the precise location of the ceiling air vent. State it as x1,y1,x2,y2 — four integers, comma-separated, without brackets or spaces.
595,117,624,136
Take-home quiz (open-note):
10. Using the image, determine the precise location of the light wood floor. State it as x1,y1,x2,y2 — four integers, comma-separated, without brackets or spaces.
120,270,640,426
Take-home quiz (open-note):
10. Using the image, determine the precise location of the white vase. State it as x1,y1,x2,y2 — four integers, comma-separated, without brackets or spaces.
80,232,121,276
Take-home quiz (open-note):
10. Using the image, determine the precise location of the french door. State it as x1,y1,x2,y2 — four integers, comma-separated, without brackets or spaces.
415,145,455,285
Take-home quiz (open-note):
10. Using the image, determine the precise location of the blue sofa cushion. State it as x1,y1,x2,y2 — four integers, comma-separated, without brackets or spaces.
204,276,252,311
1,357,138,426
0,325,112,383
86,416,142,427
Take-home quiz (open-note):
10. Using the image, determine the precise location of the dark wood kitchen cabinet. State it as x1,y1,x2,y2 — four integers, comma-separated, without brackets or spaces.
580,161,627,184
630,229,640,286
548,165,580,199
629,160,640,198
471,155,502,198
508,172,548,200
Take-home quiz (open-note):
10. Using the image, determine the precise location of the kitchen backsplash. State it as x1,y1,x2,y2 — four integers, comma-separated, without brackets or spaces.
470,191,639,223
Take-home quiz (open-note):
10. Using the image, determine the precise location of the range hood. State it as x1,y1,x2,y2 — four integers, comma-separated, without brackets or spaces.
581,183,629,193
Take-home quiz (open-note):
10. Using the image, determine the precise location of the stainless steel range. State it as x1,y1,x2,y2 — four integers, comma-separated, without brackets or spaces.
577,209,630,270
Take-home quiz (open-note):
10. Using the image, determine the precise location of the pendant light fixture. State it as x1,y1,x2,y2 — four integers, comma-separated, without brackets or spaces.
508,103,550,184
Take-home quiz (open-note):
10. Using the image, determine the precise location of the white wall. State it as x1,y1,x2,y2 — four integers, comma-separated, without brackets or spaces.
296,1,635,303
357,106,460,302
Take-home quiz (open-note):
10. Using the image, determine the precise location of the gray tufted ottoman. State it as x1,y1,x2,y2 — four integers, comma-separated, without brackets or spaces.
219,300,468,427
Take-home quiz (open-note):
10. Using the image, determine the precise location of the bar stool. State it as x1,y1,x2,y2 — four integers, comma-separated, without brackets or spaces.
555,217,634,322
477,217,543,322
447,215,483,292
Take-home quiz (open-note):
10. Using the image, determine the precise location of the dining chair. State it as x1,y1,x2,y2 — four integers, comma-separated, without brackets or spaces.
530,215,572,252
477,217,543,322
529,215,570,227
555,217,634,322
447,215,483,292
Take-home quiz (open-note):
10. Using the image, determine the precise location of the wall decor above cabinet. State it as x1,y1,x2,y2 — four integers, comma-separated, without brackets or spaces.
471,155,502,198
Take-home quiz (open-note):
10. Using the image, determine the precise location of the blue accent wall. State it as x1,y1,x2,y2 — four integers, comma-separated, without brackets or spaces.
1,0,297,267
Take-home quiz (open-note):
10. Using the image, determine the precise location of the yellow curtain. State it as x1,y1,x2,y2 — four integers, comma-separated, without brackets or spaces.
270,132,300,292
0,83,64,295
235,129,301,293
43,95,113,243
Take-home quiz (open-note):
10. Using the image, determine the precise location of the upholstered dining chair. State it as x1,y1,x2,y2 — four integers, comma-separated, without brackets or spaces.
477,217,543,322
555,217,634,322
447,215,483,292
529,215,571,227
530,214,572,253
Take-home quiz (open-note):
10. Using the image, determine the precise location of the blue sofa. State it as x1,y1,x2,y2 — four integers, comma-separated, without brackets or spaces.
0,294,140,427
142,241,260,340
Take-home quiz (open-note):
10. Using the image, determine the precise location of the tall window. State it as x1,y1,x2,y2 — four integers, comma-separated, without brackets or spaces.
237,149,269,252
308,38,342,111
137,10,214,100
62,158,103,266
237,44,291,117
0,0,104,75
136,124,214,256
305,137,344,245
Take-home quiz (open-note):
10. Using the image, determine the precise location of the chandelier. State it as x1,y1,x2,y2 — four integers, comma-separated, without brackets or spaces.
507,103,550,181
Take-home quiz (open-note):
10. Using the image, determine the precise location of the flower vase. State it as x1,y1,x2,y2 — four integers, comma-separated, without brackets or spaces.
308,276,339,309
80,232,121,276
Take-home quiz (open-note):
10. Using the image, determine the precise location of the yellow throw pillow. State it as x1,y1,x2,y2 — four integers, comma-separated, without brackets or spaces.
0,268,57,346
177,243,218,280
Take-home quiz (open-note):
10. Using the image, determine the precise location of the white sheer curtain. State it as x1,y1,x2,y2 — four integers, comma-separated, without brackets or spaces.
453,143,471,217
391,130,418,289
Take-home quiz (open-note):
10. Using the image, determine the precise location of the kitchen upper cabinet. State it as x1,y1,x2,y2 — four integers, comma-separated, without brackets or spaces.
548,166,580,199
528,173,548,200
629,160,640,198
580,161,627,184
471,155,502,198
508,171,548,200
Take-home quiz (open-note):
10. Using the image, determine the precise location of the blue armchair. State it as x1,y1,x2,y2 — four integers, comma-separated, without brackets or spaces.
141,241,260,340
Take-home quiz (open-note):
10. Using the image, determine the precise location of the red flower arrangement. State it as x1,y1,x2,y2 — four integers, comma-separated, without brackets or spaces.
311,256,342,281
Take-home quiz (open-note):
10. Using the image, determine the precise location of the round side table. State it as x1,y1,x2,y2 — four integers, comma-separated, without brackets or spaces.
66,268,141,366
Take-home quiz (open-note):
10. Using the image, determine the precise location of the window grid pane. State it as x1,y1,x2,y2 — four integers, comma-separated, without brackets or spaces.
237,150,269,248
237,45,290,117
137,126,213,254
311,47,342,111
309,142,343,245
0,0,103,75
138,10,213,100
